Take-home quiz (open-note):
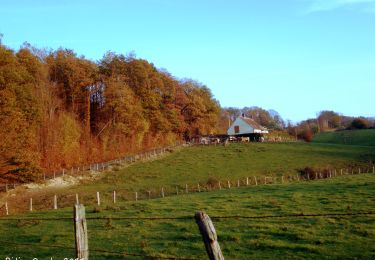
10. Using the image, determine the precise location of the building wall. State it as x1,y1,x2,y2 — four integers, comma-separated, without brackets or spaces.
227,117,254,135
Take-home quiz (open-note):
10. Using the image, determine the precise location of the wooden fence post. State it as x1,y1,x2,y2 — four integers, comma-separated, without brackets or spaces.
281,176,284,184
218,181,222,190
254,176,258,186
62,169,65,177
76,194,79,205
161,187,165,198
227,180,231,189
54,195,57,210
96,192,100,206
195,211,224,260
5,183,8,193
29,198,33,212
148,190,151,199
237,180,240,187
113,191,116,204
74,204,89,259
135,192,138,201
246,177,249,186
5,202,8,215
176,186,179,195
186,184,189,193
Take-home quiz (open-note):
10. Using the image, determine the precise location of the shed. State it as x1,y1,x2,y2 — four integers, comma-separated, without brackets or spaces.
227,116,269,136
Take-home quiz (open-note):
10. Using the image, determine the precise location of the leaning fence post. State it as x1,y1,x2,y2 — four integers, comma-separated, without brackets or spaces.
74,204,89,259
254,176,258,186
29,198,33,212
195,211,224,260
5,202,9,215
96,192,100,206
54,195,58,210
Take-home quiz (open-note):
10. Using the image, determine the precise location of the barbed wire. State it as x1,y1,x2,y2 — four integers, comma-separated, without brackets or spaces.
0,211,374,222
209,211,375,220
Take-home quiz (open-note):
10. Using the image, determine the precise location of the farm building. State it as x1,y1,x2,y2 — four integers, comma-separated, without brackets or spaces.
227,116,268,141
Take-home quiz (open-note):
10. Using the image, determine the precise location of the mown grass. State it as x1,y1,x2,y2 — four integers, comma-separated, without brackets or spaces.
313,129,375,146
0,174,374,259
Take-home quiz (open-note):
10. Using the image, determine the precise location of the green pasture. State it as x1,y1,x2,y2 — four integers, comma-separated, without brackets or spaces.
313,129,375,146
0,174,374,259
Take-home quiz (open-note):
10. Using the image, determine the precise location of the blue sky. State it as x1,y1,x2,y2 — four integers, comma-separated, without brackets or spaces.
1,0,374,122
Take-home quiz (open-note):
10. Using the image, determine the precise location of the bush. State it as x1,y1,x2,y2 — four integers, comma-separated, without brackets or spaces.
303,131,313,142
298,167,315,179
206,177,219,187
348,118,369,130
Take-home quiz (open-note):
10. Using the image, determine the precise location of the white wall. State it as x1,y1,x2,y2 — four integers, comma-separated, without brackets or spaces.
227,117,254,135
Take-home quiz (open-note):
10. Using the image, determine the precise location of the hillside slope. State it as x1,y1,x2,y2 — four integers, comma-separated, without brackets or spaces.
2,142,375,213
313,129,375,146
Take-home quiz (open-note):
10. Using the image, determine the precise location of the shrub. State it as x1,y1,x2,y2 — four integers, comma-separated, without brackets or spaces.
298,167,315,179
348,118,369,130
303,131,313,142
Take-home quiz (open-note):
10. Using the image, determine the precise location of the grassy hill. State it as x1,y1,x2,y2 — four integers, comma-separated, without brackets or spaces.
3,142,375,213
0,174,374,259
313,129,375,146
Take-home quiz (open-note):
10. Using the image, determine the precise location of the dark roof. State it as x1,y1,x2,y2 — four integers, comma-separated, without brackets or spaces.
240,116,267,130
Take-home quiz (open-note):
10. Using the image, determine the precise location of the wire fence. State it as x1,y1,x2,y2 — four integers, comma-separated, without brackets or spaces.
0,142,186,193
0,210,374,259
1,164,374,215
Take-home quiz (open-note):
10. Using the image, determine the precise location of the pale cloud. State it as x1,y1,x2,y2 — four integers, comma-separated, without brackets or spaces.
303,0,375,13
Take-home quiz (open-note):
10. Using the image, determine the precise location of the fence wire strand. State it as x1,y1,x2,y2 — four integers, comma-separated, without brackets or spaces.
0,211,374,222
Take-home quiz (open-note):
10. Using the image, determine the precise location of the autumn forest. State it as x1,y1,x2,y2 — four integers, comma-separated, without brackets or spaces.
0,43,223,182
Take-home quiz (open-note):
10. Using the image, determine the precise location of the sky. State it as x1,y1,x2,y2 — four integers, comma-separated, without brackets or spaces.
0,0,374,122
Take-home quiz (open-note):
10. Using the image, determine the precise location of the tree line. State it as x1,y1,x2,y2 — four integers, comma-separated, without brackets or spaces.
0,43,221,182
1,41,373,182
286,111,375,142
